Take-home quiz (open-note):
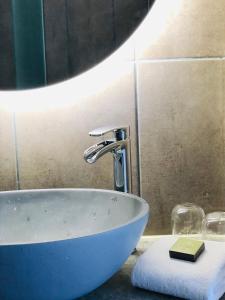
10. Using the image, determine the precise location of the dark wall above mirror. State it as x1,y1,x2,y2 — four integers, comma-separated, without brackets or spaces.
0,0,155,90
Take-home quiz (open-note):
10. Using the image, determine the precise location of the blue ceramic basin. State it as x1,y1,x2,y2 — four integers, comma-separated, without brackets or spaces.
0,188,149,300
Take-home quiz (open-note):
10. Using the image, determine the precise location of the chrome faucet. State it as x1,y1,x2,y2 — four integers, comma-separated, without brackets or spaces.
84,126,132,193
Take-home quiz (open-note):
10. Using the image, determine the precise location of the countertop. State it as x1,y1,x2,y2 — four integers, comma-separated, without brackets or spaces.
78,236,225,300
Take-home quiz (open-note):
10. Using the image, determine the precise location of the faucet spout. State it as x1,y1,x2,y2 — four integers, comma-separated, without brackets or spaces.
84,140,114,163
84,126,132,193
84,139,128,164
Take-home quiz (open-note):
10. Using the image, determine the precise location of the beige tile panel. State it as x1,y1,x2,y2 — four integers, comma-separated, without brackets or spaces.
135,0,225,59
15,62,138,194
137,59,224,234
0,109,17,190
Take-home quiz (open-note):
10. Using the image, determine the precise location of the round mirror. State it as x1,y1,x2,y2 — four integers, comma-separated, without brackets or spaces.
0,0,155,90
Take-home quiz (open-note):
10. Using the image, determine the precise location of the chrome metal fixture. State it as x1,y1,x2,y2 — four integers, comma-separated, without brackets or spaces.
84,126,132,193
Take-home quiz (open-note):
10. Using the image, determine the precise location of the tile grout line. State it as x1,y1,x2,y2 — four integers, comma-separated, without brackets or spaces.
12,112,20,190
221,61,225,206
133,46,141,197
134,56,225,63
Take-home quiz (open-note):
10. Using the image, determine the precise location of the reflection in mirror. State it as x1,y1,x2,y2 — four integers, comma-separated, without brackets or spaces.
0,0,155,90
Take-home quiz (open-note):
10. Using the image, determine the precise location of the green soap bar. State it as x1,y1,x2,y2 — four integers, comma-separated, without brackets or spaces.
169,238,205,262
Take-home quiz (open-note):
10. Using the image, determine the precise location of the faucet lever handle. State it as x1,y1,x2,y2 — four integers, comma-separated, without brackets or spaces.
89,125,129,137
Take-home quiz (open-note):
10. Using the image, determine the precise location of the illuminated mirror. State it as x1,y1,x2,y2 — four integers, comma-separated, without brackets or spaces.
0,0,155,90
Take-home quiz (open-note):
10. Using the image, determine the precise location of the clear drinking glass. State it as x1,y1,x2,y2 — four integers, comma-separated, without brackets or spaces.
171,203,205,237
203,212,225,241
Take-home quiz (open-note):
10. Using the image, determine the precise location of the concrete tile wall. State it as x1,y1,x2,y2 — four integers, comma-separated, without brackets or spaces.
135,0,225,59
134,0,225,234
137,60,224,234
0,109,17,190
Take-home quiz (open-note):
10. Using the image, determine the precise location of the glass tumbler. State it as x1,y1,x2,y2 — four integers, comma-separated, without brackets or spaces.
203,212,225,241
171,203,205,237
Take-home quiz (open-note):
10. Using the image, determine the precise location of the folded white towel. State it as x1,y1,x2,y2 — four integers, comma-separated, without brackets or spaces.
131,237,225,300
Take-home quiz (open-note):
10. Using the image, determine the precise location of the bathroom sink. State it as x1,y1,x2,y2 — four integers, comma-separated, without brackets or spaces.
0,188,149,300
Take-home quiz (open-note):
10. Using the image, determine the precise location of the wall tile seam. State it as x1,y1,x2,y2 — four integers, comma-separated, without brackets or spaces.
133,59,141,196
12,112,20,190
134,57,225,63
133,44,143,197
221,60,225,204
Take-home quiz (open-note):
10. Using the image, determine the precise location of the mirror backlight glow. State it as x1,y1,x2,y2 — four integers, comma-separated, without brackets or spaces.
0,0,182,112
